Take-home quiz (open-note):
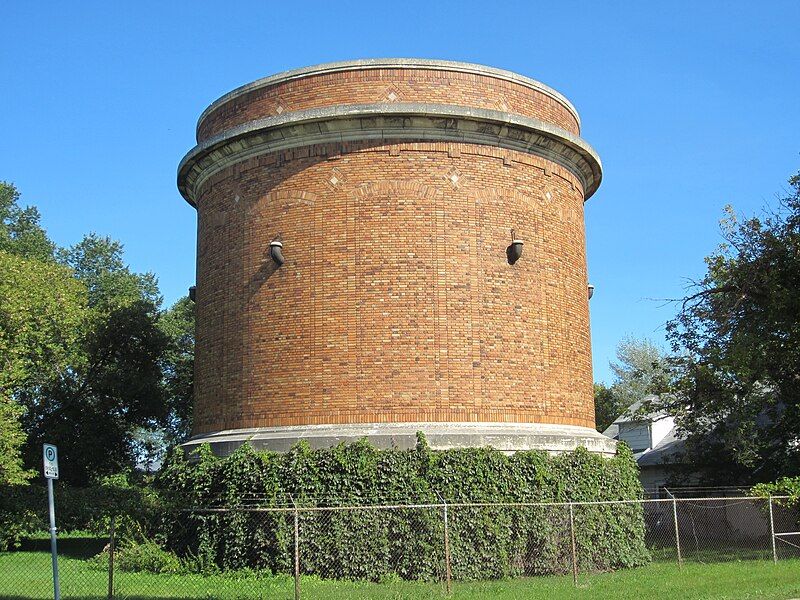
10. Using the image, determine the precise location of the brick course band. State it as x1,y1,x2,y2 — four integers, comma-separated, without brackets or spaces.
196,59,582,140
179,60,611,456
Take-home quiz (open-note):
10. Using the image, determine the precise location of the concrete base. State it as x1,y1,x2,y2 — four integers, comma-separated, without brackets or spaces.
182,422,617,457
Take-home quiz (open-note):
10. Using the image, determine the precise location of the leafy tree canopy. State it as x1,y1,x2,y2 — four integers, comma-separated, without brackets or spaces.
22,299,171,484
651,170,800,484
0,182,56,262
59,233,161,311
0,250,86,484
594,383,623,433
594,337,668,432
157,296,195,444
0,181,194,485
609,337,669,409
0,251,86,391
0,396,29,485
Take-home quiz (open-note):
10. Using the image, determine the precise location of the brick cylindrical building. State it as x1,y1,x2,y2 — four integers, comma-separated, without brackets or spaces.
178,59,614,455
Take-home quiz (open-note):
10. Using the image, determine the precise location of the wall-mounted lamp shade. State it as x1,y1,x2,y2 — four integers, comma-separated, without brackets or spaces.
270,241,285,266
188,285,196,302
506,239,524,265
588,284,595,299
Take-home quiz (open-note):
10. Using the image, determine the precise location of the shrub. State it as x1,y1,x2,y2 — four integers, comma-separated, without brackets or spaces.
91,539,182,574
0,472,163,550
116,540,182,574
751,476,800,505
0,485,40,551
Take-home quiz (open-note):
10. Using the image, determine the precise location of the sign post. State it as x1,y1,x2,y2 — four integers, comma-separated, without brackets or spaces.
43,444,61,600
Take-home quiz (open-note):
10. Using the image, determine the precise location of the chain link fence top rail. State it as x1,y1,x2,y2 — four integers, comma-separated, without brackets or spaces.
1,495,797,599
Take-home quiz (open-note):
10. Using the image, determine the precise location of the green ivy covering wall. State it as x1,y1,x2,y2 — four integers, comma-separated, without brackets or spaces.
157,435,650,581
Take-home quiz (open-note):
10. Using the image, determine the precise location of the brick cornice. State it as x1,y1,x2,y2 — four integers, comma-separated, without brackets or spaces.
178,103,602,207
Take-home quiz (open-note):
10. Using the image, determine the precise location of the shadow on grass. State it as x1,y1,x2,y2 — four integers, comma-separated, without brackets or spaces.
16,537,106,560
0,597,249,600
650,545,771,564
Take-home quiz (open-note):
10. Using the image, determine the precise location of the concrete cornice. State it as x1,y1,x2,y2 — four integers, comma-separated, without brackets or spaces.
196,58,582,137
178,103,602,206
182,422,618,456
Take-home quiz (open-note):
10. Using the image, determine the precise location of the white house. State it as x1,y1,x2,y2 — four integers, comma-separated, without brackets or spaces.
602,395,688,493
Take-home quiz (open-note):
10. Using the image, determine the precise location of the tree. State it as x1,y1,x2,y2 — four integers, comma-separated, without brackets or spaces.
158,296,195,444
652,170,800,484
0,183,186,484
0,182,56,262
593,337,669,432
0,396,29,485
19,233,171,484
22,299,171,484
594,383,624,432
0,251,86,484
59,233,160,311
609,337,669,409
0,183,72,484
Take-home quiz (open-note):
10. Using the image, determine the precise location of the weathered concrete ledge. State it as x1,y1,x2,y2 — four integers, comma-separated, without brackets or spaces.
178,103,602,206
196,58,582,136
181,422,618,457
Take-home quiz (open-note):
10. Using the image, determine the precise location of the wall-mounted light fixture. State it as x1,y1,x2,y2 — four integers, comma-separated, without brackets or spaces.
506,229,524,265
269,240,285,266
188,285,196,302
588,284,595,299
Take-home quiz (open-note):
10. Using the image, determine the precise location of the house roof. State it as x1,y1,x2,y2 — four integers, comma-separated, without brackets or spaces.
602,395,686,467
613,395,664,423
603,422,620,439
602,395,663,439
636,426,685,467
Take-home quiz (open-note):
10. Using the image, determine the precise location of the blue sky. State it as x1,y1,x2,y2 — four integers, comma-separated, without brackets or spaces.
2,1,798,383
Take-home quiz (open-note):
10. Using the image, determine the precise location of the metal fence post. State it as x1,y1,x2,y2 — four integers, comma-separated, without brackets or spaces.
107,516,116,600
666,489,682,567
293,503,301,600
768,495,777,564
569,503,578,587
434,491,452,595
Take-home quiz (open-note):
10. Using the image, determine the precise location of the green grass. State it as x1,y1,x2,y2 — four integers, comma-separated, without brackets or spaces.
1,552,800,599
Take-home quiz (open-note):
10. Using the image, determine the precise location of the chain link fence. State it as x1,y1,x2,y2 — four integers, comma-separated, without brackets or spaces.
1,496,797,598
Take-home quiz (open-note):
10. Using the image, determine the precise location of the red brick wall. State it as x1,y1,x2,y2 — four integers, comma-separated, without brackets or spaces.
197,68,580,142
192,139,595,435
